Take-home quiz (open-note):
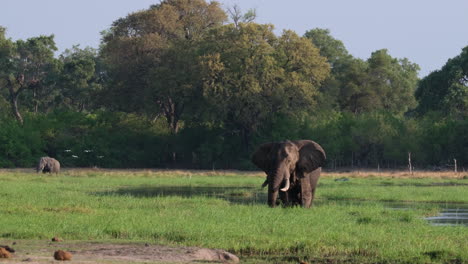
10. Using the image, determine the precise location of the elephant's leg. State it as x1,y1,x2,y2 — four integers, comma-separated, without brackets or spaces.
299,168,321,208
289,183,301,206
300,175,312,208
279,191,289,207
308,168,321,207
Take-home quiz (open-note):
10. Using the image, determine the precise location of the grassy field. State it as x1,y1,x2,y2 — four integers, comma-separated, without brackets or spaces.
0,169,467,263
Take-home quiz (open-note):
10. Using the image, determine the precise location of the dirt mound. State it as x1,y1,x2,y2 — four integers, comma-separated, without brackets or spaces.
0,240,239,263
54,250,72,261
0,245,15,253
191,248,239,263
0,247,12,258
77,243,239,263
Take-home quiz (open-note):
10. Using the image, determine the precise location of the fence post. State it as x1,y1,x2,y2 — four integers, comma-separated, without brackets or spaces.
408,152,413,175
454,158,457,173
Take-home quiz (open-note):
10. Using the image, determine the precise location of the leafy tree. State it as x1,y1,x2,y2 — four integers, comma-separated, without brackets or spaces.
336,58,368,113
415,46,468,117
0,30,58,124
304,28,350,68
199,24,330,150
305,29,419,114
100,0,227,135
57,46,102,112
340,49,419,114
366,49,419,113
304,28,357,110
0,27,12,116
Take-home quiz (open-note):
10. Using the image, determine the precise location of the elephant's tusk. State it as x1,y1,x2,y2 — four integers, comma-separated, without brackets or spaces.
280,178,290,192
261,179,268,188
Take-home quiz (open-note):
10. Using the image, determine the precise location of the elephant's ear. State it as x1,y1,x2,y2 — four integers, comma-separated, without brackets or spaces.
251,142,275,173
297,141,326,173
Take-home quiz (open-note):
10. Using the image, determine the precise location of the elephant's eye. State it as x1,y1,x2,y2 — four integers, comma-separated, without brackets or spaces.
283,153,292,162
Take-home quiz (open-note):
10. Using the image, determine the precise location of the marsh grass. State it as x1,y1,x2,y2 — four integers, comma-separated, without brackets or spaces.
0,169,467,263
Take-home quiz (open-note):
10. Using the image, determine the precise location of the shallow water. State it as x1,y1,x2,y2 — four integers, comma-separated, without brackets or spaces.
98,185,468,226
318,200,468,226
424,208,468,226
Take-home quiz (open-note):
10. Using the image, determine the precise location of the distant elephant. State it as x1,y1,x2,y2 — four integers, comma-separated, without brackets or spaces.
36,157,60,174
252,140,326,208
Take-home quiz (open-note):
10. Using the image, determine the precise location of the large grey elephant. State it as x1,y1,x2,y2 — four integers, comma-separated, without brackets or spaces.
252,140,326,208
36,157,60,174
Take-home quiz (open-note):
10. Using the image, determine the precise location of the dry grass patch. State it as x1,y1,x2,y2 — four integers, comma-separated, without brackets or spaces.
0,167,464,179
322,170,465,179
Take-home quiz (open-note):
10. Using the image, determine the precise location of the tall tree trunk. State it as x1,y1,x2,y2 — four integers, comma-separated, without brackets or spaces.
33,87,39,113
161,97,181,135
7,80,24,125
160,97,183,165
10,94,23,124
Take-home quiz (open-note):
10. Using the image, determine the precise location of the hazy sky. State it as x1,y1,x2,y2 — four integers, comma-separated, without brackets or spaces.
1,0,467,77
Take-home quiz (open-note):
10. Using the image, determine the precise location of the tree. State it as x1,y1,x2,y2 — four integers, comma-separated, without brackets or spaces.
100,0,227,135
0,27,13,116
199,23,330,150
304,28,355,110
0,30,58,124
304,28,350,68
58,46,102,112
415,46,468,117
366,49,419,114
339,49,419,114
304,29,420,114
226,4,256,28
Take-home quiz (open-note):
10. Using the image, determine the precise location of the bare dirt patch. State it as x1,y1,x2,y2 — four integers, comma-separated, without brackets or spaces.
0,240,239,263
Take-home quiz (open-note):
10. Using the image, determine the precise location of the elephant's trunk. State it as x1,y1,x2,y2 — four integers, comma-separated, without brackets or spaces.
267,185,278,207
36,163,44,173
268,166,289,207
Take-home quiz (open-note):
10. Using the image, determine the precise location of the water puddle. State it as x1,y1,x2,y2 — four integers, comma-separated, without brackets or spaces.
383,202,468,226
425,208,468,226
320,200,468,226
96,185,468,226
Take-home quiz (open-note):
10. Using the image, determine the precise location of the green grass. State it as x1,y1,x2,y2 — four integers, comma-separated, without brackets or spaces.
0,171,467,263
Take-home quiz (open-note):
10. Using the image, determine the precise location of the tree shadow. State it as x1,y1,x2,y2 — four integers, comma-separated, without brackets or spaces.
94,185,268,205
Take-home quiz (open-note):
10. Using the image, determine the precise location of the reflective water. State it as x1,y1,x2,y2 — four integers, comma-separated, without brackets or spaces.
425,208,468,226
97,185,468,226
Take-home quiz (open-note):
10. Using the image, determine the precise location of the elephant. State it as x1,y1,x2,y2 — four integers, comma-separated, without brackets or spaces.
36,157,60,174
252,140,326,208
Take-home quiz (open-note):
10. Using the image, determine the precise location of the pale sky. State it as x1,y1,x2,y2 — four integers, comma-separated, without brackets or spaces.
1,0,467,77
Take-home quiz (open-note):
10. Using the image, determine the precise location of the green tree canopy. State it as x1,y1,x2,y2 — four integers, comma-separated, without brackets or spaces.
304,29,419,114
415,46,468,117
304,28,350,68
100,0,227,134
365,49,419,113
304,28,355,110
57,46,102,112
339,49,419,114
199,23,330,149
0,31,58,124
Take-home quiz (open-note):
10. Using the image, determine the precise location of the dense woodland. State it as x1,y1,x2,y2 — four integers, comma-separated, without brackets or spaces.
0,0,466,170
